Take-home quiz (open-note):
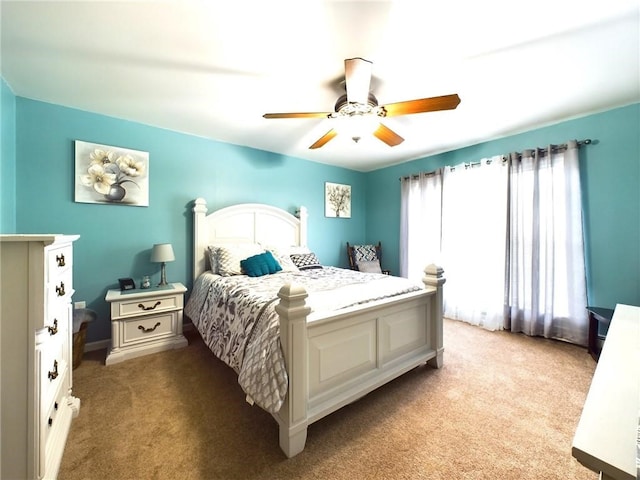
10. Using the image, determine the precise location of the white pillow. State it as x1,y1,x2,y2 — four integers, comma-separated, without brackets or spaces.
356,259,383,274
288,245,312,255
209,244,264,276
264,246,299,272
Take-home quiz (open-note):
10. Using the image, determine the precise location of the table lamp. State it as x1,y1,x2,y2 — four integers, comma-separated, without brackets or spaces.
150,243,175,286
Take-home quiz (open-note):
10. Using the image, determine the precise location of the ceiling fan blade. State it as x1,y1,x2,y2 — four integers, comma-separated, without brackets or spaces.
381,93,461,117
309,129,338,149
344,57,372,105
373,123,404,147
263,112,331,119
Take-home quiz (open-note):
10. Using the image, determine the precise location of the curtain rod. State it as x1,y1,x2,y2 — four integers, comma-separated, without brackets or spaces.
508,138,592,160
399,138,592,181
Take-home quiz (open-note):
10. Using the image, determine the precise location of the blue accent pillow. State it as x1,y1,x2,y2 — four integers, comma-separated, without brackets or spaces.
241,251,282,277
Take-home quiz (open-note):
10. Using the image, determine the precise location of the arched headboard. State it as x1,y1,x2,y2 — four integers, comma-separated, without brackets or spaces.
192,198,308,281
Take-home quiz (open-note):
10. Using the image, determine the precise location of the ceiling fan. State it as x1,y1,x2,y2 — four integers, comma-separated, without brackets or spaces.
263,57,461,149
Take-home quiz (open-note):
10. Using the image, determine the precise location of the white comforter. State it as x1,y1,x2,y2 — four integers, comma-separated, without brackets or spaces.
184,267,423,413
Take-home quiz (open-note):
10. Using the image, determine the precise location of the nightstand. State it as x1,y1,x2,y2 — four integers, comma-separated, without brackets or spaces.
105,282,188,365
586,306,614,361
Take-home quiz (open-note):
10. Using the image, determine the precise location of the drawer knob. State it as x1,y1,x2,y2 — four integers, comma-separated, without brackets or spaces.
47,318,58,335
48,417,53,427
48,360,59,381
56,253,66,267
138,322,161,333
138,301,161,311
55,282,65,297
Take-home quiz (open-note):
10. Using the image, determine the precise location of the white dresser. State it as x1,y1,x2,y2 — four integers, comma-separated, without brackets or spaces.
0,235,81,480
572,303,640,480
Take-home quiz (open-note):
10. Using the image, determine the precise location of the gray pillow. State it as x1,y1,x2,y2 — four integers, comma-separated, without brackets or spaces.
356,259,383,274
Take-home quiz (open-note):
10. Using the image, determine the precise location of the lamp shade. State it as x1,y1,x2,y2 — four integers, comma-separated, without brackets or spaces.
150,243,175,263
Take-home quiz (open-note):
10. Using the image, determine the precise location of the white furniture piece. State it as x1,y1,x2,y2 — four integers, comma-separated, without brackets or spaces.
105,282,188,365
0,234,81,480
192,198,445,458
572,303,640,480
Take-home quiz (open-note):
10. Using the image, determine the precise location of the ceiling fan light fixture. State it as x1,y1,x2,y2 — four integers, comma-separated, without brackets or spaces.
331,93,383,119
335,111,379,141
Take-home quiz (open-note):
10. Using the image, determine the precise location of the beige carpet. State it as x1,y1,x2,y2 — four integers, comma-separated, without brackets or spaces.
59,318,597,480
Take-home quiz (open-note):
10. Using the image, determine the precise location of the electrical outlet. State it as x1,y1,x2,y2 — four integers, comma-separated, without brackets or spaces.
74,301,86,309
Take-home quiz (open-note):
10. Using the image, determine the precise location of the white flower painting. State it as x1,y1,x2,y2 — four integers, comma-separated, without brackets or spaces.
75,141,149,206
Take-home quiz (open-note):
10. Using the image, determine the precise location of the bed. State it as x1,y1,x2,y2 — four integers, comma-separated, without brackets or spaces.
186,198,445,458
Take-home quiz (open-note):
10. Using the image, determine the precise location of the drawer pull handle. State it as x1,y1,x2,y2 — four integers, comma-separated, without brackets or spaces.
55,282,65,297
48,417,53,427
48,360,59,381
138,301,161,311
56,253,66,267
47,318,58,335
55,402,59,410
138,322,161,333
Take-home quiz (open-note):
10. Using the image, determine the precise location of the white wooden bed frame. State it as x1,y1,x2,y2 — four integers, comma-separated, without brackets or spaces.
192,198,445,457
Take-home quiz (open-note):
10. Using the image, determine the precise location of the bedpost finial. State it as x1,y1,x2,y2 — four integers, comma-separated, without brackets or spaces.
194,197,208,214
295,206,308,220
423,264,446,287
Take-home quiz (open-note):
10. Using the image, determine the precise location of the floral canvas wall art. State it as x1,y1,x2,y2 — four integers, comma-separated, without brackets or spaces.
74,141,149,206
325,182,351,218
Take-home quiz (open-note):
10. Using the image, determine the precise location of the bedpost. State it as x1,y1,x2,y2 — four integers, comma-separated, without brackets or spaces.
275,283,311,458
193,198,208,282
296,206,308,247
423,264,445,368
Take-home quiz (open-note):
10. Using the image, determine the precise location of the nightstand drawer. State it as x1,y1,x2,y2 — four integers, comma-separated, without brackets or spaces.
122,312,176,345
116,294,181,319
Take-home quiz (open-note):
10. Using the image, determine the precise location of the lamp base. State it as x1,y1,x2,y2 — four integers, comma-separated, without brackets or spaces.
158,262,169,286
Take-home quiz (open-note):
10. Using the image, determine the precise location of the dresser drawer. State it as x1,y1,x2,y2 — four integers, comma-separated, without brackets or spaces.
38,338,68,410
42,302,69,341
47,269,74,306
122,312,176,345
42,368,69,452
46,243,73,282
115,293,182,319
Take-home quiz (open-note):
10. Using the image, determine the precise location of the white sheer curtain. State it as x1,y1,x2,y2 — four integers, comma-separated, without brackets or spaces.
440,157,508,331
505,141,588,345
400,171,442,282
399,141,589,345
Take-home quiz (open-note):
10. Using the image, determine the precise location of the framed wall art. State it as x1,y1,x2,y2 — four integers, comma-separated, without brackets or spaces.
74,140,149,206
325,182,351,218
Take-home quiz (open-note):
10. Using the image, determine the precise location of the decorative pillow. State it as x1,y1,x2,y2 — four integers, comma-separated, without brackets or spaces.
290,252,322,270
265,246,300,272
287,245,312,255
356,259,383,274
352,244,378,262
241,251,282,277
207,245,219,273
213,244,264,276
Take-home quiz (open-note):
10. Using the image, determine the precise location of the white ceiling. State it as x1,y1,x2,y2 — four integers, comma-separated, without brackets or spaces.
2,0,639,172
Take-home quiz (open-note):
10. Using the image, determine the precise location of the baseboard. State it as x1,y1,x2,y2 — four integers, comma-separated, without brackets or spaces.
83,322,194,353
84,339,110,352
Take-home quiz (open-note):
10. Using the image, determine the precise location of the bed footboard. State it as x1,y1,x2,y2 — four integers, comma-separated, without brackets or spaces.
274,265,445,458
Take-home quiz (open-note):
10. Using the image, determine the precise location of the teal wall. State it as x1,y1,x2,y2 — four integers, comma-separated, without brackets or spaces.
366,103,640,311
14,98,366,342
5,86,639,343
1,78,16,232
